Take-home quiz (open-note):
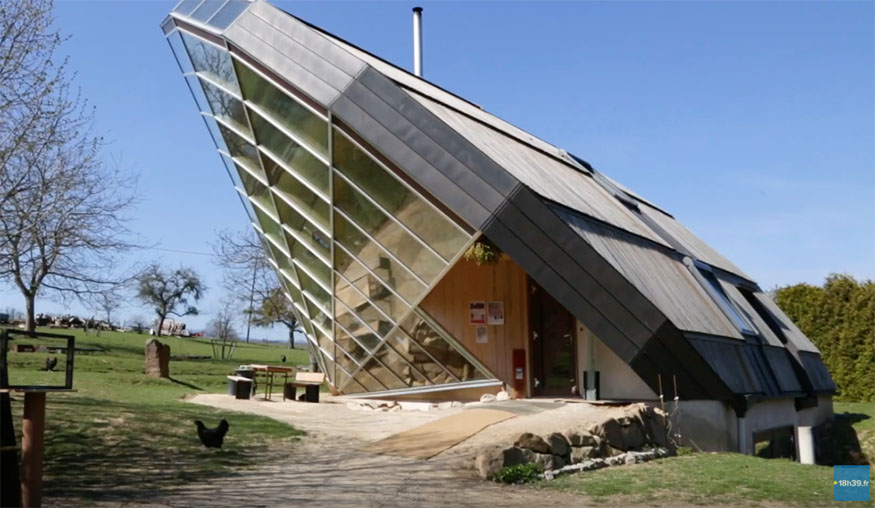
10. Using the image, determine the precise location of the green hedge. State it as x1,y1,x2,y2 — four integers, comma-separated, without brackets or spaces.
774,274,874,401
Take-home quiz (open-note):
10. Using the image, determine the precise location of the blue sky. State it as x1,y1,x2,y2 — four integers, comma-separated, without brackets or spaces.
2,0,872,340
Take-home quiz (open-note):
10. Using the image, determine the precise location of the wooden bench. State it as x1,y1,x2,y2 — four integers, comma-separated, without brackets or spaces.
284,372,324,403
226,375,254,399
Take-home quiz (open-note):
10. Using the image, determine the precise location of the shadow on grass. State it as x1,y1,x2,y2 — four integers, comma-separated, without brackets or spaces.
816,412,870,465
169,376,205,391
9,396,301,504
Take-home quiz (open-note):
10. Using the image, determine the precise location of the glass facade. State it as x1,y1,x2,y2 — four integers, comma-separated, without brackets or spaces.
166,18,495,395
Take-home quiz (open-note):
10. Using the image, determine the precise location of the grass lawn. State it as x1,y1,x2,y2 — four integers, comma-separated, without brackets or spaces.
538,401,875,507
4,328,310,504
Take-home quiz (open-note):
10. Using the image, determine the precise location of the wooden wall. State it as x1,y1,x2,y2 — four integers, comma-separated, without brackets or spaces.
419,256,529,397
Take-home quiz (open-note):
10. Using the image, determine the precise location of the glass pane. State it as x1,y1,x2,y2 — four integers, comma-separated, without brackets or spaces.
296,266,330,312
333,227,425,304
335,268,408,324
248,110,328,194
217,123,261,175
335,293,393,338
306,299,332,333
335,326,370,368
274,200,330,259
235,191,255,222
288,238,331,289
191,0,225,22
173,0,202,15
220,153,241,189
262,151,329,230
203,116,229,153
208,0,249,30
199,77,250,135
371,342,430,387
360,353,408,390
400,312,487,383
333,129,469,261
252,206,284,248
237,164,273,211
352,365,393,392
383,330,443,385
180,32,239,94
333,175,444,284
334,299,384,351
234,59,328,157
167,32,195,74
185,76,210,113
266,242,292,273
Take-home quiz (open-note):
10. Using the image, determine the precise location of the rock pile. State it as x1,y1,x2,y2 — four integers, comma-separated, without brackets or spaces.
474,403,671,480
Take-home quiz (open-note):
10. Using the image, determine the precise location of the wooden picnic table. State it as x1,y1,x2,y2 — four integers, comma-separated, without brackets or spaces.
248,364,293,401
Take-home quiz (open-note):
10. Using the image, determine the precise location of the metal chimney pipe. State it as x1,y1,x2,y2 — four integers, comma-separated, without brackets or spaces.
412,7,423,77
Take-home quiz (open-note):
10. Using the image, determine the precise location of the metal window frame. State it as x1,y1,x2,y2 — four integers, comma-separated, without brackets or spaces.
332,168,449,264
255,137,331,205
332,207,431,288
332,125,471,240
229,51,330,122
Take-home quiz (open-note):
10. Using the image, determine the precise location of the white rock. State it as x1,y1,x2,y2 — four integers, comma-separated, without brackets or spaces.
480,394,497,403
496,390,511,401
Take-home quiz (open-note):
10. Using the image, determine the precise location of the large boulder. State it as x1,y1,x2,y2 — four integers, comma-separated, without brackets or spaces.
515,432,550,454
474,446,527,479
570,446,599,463
144,338,170,378
547,432,570,456
522,449,555,471
589,416,646,451
564,430,599,447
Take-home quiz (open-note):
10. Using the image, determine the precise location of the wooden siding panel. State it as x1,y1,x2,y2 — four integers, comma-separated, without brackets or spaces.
419,258,529,389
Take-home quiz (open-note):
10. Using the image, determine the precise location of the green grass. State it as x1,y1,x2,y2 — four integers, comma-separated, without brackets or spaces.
539,401,875,507
5,328,311,504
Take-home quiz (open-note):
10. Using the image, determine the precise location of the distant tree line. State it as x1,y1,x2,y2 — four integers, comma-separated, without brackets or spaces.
774,274,874,402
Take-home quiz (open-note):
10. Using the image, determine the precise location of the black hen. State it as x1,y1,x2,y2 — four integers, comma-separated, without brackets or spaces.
45,357,58,372
194,419,229,449
281,355,286,363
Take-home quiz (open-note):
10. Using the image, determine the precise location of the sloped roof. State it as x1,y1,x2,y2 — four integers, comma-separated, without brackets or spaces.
165,0,833,402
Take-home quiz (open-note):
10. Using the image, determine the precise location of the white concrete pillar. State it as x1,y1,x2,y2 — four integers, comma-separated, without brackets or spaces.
797,425,815,464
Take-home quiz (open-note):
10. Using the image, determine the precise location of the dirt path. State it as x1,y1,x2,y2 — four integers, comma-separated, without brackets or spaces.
119,394,581,507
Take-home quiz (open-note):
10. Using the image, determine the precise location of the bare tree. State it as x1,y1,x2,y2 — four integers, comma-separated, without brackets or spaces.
212,228,298,344
127,314,148,334
207,299,239,341
0,0,137,331
136,264,203,337
92,289,122,328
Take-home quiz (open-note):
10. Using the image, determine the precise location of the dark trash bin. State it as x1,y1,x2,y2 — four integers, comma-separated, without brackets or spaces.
234,378,253,399
228,366,255,398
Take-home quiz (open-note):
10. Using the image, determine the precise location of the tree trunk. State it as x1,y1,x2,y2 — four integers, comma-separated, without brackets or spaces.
156,316,165,337
288,328,295,349
24,294,35,333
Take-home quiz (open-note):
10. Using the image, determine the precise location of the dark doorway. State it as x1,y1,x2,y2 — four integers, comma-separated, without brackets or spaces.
529,279,577,397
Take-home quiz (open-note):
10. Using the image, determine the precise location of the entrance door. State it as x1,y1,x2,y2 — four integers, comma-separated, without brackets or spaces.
529,279,577,397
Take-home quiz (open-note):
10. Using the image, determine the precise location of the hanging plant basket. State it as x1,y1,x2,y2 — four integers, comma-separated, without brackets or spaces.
463,237,502,266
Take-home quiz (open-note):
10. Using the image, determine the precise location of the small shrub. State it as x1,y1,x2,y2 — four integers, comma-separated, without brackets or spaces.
493,463,542,484
676,446,695,456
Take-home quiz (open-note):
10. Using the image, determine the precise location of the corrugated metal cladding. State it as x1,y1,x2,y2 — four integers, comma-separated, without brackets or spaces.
222,1,365,107
554,205,742,339
167,0,835,400
409,91,671,248
637,202,751,281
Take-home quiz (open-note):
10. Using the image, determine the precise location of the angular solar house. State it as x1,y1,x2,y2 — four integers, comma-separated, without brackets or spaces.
162,0,835,457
